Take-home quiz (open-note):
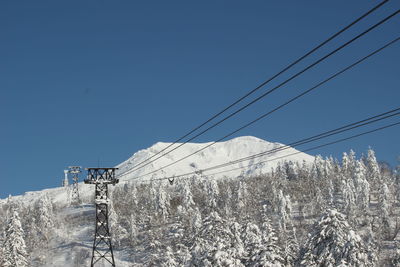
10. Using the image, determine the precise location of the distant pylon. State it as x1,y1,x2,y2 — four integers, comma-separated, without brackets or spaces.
68,166,81,205
85,167,119,267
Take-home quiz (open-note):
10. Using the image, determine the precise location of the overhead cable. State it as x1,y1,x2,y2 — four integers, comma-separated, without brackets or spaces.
122,1,391,174
121,35,400,180
154,119,400,182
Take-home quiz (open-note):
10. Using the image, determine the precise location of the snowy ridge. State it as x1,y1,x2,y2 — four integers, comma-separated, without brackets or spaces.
116,136,314,181
1,136,314,205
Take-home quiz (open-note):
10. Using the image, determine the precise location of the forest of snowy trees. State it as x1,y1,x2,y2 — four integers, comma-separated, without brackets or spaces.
1,148,400,266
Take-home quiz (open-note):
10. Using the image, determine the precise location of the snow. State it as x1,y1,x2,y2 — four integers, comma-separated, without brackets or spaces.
1,136,313,207
116,136,314,181
0,135,316,266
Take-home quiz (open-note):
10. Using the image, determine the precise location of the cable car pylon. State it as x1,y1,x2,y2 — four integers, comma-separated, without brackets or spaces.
85,167,119,267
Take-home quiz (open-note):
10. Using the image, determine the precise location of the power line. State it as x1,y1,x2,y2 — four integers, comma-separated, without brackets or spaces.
119,35,400,180
131,106,400,180
120,117,400,186
190,110,400,174
152,119,400,182
123,1,390,173
121,8,399,177
203,121,400,178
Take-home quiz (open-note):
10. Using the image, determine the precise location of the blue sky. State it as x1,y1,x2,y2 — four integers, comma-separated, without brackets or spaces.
1,1,399,198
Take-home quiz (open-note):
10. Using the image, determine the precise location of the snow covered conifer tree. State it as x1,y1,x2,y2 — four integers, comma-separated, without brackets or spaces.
342,152,350,178
229,221,245,263
109,198,128,248
327,179,335,207
283,228,299,267
159,246,178,267
277,190,292,232
156,184,170,221
324,156,334,180
252,217,285,267
35,193,55,243
237,179,248,215
284,160,297,180
313,187,326,216
311,155,325,180
353,161,370,218
180,179,195,212
377,182,391,238
241,222,261,265
190,211,243,266
341,179,356,218
274,161,288,181
3,207,28,267
348,150,357,174
24,216,40,255
188,207,202,233
366,148,381,186
206,179,220,210
299,209,374,266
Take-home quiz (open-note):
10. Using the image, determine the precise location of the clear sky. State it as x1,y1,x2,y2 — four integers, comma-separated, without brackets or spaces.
1,1,399,198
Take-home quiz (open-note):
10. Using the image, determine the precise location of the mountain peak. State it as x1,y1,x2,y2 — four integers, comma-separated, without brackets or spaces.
117,136,314,181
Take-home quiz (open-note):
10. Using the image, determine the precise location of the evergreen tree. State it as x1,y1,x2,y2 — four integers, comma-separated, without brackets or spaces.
283,228,299,267
241,222,261,265
300,209,374,266
3,208,28,267
109,198,128,248
277,190,292,232
180,179,196,212
284,160,298,180
24,216,40,255
341,179,356,218
190,211,243,266
311,155,325,180
156,184,170,221
206,180,220,210
229,221,246,265
377,182,391,238
127,214,139,247
159,246,179,267
189,207,202,233
251,217,285,267
237,179,248,215
353,160,370,218
35,194,55,243
327,179,335,207
366,148,381,186
324,157,335,181
342,152,350,178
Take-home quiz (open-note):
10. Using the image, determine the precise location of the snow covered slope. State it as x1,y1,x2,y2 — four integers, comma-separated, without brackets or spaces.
1,136,314,205
116,136,314,181
0,136,316,266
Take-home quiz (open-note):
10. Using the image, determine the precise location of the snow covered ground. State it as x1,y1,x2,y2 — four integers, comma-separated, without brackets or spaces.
1,136,317,266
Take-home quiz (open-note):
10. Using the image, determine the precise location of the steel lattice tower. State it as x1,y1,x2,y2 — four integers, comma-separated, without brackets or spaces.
69,166,81,205
85,168,119,267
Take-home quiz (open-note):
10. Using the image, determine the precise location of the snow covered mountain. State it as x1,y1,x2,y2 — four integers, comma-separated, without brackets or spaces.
2,137,395,266
1,136,314,206
116,136,314,181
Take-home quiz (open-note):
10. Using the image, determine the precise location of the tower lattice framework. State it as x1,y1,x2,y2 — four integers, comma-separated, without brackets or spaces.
69,166,81,205
85,167,119,267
